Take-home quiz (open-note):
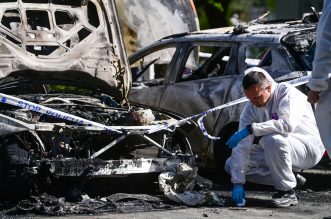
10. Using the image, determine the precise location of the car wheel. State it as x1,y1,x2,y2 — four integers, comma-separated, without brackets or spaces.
159,131,192,157
170,131,192,154
213,123,238,182
0,137,31,200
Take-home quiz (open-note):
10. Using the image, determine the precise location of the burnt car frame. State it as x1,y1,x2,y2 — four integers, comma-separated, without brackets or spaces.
129,16,316,175
0,0,195,198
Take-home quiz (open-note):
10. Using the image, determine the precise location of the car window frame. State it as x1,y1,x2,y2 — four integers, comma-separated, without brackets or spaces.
238,42,295,77
170,41,238,84
129,42,182,86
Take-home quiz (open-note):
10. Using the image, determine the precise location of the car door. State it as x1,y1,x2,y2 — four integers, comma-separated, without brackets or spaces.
129,44,180,108
159,42,239,136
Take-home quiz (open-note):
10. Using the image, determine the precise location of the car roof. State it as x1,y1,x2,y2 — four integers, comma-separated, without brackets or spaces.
159,21,316,44
129,18,317,68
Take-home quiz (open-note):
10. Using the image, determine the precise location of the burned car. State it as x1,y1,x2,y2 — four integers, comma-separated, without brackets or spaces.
0,0,195,198
129,16,317,177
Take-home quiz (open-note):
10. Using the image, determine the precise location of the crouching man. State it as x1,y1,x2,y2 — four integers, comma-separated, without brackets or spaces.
225,67,325,208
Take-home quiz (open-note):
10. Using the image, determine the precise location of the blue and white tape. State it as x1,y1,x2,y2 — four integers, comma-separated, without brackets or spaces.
197,97,249,140
0,75,311,138
0,93,122,133
197,75,311,140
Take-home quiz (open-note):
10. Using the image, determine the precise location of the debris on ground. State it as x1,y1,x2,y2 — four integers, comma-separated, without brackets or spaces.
158,163,224,206
1,193,176,216
0,163,225,216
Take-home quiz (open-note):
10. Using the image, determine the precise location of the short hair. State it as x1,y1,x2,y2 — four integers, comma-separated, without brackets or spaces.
242,71,269,90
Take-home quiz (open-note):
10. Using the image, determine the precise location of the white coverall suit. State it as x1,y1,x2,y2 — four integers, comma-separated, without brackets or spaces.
225,82,325,191
308,0,331,158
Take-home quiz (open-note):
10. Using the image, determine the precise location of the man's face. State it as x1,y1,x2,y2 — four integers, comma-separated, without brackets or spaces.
244,84,272,107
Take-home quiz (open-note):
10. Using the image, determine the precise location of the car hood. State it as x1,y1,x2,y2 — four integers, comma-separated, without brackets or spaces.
0,0,131,103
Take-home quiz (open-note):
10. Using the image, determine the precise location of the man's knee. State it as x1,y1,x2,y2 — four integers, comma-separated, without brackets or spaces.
259,133,289,151
260,133,291,168
224,157,231,174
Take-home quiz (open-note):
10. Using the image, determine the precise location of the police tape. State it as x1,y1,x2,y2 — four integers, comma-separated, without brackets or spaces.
197,97,248,140
0,93,122,134
0,75,311,137
197,75,311,140
147,96,249,134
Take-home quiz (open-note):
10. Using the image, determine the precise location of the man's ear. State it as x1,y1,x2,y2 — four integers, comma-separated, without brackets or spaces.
266,84,272,92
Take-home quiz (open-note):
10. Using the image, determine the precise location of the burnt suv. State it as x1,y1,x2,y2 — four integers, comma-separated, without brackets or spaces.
129,15,317,175
0,0,195,198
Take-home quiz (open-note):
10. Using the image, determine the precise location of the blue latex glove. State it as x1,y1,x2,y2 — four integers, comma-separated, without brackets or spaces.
232,184,245,206
226,127,250,149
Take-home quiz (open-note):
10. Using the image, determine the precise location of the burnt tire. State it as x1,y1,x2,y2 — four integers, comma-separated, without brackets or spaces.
170,131,192,154
159,131,192,157
214,123,238,182
0,138,30,200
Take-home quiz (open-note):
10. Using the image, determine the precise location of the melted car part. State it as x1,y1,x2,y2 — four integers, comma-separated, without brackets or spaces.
42,157,195,177
0,1,130,103
0,92,194,201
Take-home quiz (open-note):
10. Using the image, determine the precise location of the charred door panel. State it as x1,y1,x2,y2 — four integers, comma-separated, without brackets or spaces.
159,43,238,165
129,46,179,108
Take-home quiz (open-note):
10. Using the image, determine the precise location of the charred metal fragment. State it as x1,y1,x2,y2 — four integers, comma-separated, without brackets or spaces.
90,135,127,158
6,193,173,216
41,157,195,177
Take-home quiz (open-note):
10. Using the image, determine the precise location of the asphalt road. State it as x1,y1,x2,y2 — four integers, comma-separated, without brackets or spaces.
2,160,331,219
29,187,331,219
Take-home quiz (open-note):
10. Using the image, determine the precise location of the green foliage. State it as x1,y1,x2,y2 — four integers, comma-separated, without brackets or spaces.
227,0,251,23
50,85,89,93
194,0,276,29
207,0,223,12
226,0,275,24
265,0,276,10
197,7,210,29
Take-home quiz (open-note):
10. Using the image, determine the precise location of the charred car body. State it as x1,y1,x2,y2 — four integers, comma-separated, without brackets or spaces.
0,0,195,198
129,15,317,176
